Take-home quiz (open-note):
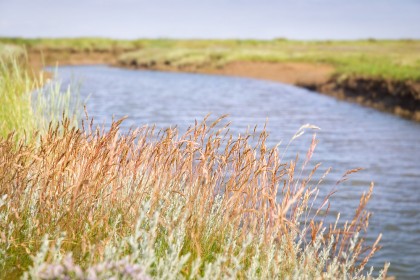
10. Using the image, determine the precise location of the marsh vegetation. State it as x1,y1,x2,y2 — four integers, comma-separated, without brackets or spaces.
2,38,420,81
0,52,389,279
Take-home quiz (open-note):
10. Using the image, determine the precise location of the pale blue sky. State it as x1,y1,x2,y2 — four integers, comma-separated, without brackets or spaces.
1,0,419,39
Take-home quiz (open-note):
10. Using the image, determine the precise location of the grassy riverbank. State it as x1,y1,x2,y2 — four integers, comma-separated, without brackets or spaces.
2,38,420,81
0,53,388,279
118,39,420,81
2,37,420,121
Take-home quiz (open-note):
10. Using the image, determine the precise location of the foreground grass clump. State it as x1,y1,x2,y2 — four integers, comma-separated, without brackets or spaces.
0,54,387,278
0,113,387,279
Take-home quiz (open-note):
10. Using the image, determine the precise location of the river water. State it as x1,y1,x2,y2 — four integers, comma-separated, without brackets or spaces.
52,65,420,279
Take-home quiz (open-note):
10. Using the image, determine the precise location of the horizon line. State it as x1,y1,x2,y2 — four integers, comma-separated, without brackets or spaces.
1,35,420,42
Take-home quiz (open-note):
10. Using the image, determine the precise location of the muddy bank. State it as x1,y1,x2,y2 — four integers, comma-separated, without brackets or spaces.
119,59,334,85
299,77,420,122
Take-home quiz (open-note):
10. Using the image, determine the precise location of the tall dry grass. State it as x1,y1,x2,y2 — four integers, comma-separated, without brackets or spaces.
0,112,387,279
0,53,387,279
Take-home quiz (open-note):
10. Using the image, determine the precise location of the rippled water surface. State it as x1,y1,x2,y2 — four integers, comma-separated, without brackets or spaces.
52,65,420,279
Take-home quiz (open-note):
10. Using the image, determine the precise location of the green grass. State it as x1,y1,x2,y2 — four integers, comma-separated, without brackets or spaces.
2,37,419,81
0,56,35,140
0,37,141,52
0,51,80,142
118,39,420,81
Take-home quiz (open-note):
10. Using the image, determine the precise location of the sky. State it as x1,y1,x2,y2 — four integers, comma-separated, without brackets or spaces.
0,0,420,40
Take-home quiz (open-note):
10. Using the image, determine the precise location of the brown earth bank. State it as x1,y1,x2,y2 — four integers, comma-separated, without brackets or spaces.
28,49,420,122
200,61,335,85
299,77,420,122
118,59,335,85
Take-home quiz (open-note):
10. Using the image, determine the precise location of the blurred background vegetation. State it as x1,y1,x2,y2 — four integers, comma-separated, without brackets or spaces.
1,38,419,81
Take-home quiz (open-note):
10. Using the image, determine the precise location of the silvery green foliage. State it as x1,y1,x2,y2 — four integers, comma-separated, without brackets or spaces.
32,77,82,133
23,235,151,280
0,195,8,271
23,198,388,280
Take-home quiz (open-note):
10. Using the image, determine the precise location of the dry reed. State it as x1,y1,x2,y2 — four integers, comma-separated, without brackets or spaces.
0,113,387,279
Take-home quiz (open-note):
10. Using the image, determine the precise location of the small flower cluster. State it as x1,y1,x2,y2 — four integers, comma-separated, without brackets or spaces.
36,255,151,280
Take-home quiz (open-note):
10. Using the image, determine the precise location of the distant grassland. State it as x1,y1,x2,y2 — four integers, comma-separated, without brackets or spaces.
1,38,420,81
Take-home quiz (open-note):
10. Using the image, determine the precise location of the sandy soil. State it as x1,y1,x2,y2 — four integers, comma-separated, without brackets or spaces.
204,61,335,85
